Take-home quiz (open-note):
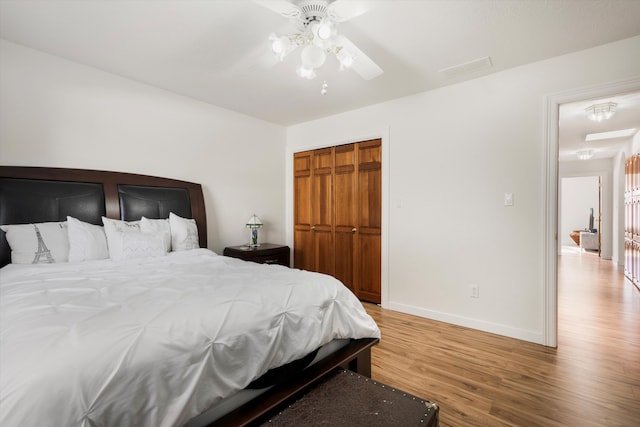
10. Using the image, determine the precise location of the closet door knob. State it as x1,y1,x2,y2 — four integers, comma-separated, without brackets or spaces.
352,228,357,232
311,226,316,230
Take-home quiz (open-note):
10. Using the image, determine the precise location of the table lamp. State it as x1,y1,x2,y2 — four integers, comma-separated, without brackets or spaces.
246,214,263,247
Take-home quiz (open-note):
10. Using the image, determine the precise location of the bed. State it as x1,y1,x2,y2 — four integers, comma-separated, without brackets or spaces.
0,166,380,427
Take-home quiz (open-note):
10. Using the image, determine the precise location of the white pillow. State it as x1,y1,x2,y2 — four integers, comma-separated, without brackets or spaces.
102,217,141,260
169,212,199,251
140,217,172,252
117,231,165,261
67,216,109,262
0,221,69,264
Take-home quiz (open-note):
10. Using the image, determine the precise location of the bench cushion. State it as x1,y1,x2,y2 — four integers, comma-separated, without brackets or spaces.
261,370,439,426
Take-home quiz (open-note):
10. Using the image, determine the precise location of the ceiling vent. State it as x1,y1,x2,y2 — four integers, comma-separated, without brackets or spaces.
439,56,493,78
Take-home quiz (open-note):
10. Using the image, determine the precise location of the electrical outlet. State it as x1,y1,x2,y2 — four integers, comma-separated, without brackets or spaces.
471,284,479,298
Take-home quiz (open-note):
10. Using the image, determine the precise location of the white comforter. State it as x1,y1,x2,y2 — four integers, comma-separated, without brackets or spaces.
0,249,380,427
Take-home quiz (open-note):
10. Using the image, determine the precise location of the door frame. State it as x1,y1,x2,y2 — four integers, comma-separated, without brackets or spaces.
543,77,640,347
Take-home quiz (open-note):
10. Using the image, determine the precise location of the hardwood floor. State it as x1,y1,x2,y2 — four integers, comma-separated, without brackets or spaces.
364,249,640,426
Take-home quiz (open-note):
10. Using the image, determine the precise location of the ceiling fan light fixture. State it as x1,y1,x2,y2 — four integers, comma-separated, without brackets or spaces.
336,47,355,69
301,44,326,69
257,0,383,85
315,19,335,41
585,102,617,122
269,34,292,61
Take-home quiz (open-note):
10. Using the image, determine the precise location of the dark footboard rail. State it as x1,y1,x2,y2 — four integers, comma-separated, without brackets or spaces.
209,337,379,427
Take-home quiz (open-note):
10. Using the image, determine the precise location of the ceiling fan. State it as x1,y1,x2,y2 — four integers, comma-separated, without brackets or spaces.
254,0,383,83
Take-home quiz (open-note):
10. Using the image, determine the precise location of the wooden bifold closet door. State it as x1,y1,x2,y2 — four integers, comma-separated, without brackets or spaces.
293,139,381,304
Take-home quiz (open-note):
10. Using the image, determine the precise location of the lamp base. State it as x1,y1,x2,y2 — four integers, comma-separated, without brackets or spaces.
249,227,260,247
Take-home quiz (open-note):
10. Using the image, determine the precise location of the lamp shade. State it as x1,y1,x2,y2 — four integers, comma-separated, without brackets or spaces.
301,45,326,69
336,47,355,69
246,214,263,228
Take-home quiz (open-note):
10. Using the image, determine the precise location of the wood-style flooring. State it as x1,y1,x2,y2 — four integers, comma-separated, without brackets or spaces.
364,249,640,426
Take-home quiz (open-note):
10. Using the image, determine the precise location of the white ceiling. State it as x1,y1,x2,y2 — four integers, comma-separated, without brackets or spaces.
1,0,639,158
559,92,640,162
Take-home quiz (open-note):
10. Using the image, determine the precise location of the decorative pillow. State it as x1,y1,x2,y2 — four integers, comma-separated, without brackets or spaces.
0,221,69,264
169,212,199,251
140,217,172,252
117,231,165,261
67,216,109,262
102,217,141,260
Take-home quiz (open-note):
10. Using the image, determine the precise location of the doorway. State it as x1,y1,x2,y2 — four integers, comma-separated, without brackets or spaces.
560,176,601,255
544,77,640,347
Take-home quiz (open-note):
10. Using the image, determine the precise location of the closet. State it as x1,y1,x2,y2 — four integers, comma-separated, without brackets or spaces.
294,139,381,303
624,153,640,289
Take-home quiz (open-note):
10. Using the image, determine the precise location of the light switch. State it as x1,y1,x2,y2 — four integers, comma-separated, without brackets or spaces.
504,192,513,206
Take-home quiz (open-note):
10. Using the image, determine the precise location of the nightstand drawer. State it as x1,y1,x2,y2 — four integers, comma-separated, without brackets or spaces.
223,243,290,267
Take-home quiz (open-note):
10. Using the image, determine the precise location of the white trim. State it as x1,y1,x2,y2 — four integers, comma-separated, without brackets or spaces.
388,301,544,344
285,127,391,308
543,77,640,348
543,94,559,348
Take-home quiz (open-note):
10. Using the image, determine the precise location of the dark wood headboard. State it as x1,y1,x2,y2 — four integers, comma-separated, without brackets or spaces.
0,166,207,267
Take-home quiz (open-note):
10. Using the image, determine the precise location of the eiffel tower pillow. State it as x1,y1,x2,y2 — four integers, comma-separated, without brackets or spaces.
0,222,69,264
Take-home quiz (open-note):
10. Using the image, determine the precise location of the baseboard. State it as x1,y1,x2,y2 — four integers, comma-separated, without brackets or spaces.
611,256,625,269
387,301,544,345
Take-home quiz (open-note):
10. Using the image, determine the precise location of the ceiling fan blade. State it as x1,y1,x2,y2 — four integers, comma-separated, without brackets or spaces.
335,34,383,80
327,0,369,22
253,0,302,19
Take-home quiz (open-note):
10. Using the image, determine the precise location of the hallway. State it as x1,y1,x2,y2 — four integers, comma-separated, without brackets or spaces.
557,247,640,419
365,249,640,426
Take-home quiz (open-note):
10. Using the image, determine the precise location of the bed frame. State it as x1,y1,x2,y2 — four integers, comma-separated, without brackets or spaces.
0,166,207,267
0,165,378,426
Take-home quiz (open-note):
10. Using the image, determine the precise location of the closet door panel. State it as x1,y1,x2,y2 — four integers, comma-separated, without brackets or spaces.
294,228,314,271
312,148,333,229
312,173,332,228
358,168,382,231
294,176,311,226
311,148,334,275
314,229,334,276
357,231,381,303
334,232,355,292
294,151,313,270
357,141,382,231
334,144,356,291
356,140,381,303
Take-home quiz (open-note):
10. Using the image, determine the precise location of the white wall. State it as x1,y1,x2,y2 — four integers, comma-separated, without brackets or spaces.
0,40,287,253
559,158,613,260
287,36,640,344
560,176,599,247
633,130,640,153
613,150,627,267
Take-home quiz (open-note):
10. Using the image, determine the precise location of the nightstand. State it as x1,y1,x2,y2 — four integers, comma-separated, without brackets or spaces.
223,243,290,267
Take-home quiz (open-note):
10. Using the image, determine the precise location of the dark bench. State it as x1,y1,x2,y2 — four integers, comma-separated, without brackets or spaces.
259,370,439,426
